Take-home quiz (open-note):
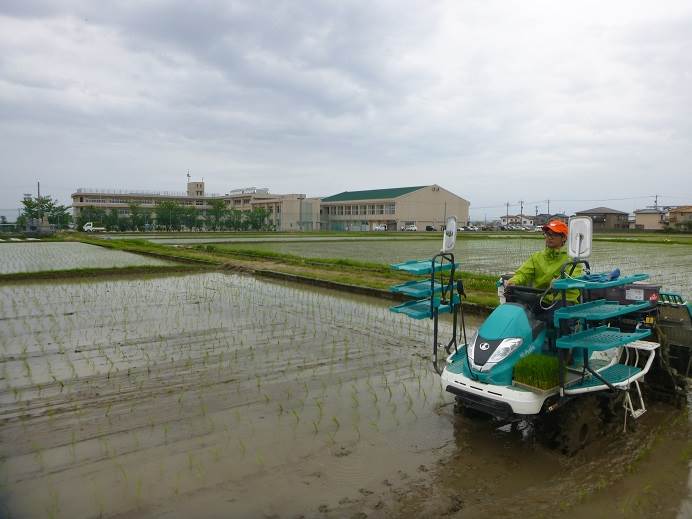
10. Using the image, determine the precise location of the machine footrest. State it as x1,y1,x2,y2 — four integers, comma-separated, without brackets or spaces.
566,363,642,391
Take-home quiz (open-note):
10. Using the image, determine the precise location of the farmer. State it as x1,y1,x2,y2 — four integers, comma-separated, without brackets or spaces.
506,219,581,303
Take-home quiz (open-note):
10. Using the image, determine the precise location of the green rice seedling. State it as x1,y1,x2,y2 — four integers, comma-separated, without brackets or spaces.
114,461,128,483
45,489,60,519
135,476,143,504
255,451,264,467
513,354,559,390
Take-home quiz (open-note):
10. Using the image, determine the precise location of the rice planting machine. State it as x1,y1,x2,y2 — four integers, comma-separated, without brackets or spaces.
388,216,690,454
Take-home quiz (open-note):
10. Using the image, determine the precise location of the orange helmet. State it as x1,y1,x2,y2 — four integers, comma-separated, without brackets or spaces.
541,219,568,236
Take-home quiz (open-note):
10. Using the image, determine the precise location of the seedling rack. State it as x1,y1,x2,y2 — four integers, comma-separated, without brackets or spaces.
389,252,465,374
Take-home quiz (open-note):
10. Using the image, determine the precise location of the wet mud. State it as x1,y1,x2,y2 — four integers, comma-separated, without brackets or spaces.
0,272,688,518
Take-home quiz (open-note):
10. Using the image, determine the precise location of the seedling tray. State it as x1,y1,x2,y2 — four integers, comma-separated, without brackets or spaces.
390,259,459,276
553,299,653,326
389,294,460,319
556,326,651,351
390,279,443,298
552,273,648,290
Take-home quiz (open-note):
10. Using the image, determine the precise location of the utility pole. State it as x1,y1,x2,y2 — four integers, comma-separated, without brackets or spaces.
535,205,538,216
518,200,524,219
654,194,659,209
547,199,550,215
37,181,42,221
505,202,510,224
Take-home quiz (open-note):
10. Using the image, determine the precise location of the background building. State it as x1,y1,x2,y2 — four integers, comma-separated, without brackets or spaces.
320,185,469,231
249,194,321,231
500,214,534,227
633,208,667,230
667,206,692,231
71,181,320,230
574,207,629,230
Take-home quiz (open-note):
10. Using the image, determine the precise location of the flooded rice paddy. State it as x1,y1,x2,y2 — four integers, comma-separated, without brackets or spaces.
0,242,174,274
213,238,692,299
0,272,688,518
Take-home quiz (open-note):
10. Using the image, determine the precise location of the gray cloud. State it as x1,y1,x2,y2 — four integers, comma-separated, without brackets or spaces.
1,1,691,220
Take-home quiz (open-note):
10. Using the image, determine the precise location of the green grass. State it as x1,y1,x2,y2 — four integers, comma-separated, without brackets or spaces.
198,245,394,272
513,354,559,390
0,264,207,283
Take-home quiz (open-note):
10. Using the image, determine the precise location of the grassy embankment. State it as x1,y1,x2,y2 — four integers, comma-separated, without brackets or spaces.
3,235,499,309
99,229,692,245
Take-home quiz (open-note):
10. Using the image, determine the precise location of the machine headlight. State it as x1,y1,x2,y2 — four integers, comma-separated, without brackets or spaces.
487,338,523,364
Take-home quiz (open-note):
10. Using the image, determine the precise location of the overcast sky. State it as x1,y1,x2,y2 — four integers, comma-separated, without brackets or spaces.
1,0,691,221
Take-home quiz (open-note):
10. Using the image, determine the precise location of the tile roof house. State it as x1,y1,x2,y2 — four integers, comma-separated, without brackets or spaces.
633,208,667,230
667,205,692,231
575,207,629,230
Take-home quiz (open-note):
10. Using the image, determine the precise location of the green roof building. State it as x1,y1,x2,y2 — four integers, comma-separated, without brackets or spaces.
320,184,469,231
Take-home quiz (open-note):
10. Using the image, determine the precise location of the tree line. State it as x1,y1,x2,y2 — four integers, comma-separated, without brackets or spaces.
76,199,273,231
15,196,274,231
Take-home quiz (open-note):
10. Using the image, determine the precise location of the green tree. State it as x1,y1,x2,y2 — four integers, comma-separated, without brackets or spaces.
128,202,144,231
228,209,243,231
20,195,72,229
155,201,183,230
76,205,106,230
246,208,269,231
183,206,200,230
208,199,227,230
106,208,121,231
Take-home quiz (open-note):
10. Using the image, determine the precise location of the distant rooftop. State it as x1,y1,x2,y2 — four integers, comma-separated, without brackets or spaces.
634,208,665,214
575,206,628,215
322,186,426,202
74,188,222,197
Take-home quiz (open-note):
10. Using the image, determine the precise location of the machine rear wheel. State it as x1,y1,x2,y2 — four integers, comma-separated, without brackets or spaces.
554,396,603,456
536,396,603,455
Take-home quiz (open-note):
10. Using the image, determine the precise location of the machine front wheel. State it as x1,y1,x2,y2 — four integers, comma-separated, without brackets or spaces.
453,396,491,419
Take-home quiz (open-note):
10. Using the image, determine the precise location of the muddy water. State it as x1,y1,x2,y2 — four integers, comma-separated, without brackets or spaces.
0,272,688,518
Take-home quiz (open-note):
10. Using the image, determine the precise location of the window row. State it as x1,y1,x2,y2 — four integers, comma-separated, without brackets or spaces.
326,203,395,216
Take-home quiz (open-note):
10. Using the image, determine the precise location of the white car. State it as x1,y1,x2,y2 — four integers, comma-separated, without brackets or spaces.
83,222,106,232
404,225,418,232
373,224,387,231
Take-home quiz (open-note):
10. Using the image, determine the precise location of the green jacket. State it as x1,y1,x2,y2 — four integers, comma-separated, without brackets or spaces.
509,246,582,303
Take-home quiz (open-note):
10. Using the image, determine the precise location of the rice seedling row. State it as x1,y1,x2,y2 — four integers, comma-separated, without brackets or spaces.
0,242,174,274
0,272,468,518
212,238,692,298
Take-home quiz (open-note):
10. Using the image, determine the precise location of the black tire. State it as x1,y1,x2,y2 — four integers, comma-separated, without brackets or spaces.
554,396,603,456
